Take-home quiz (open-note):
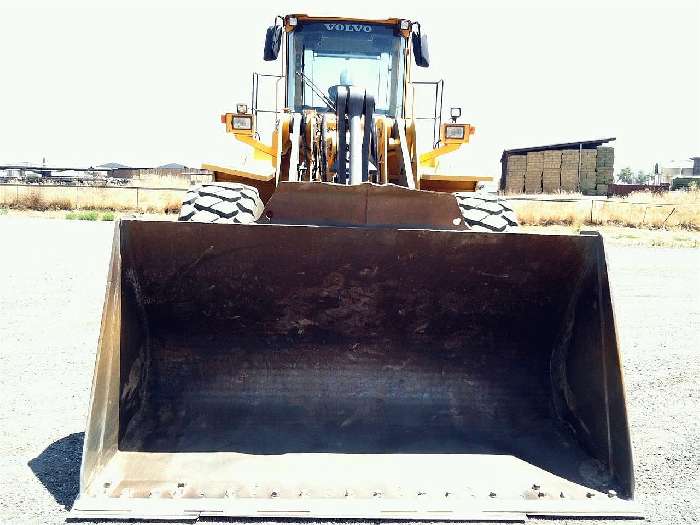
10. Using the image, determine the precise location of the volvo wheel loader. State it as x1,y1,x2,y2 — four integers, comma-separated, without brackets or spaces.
73,14,641,522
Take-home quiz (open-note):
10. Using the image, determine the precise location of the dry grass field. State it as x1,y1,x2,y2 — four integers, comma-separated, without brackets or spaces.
509,188,700,230
0,184,183,214
2,184,700,233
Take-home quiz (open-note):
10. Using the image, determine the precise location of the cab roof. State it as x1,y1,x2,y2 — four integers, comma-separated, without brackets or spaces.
286,14,404,27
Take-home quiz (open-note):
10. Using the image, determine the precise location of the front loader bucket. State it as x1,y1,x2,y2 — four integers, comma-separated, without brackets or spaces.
73,220,641,521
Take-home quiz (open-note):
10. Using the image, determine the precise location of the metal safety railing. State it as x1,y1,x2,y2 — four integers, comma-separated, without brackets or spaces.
251,72,284,140
411,79,444,148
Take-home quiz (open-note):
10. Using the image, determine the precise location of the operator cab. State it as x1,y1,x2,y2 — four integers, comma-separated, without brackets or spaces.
264,15,429,119
287,21,406,116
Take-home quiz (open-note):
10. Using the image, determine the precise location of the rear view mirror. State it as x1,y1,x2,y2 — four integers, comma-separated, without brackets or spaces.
412,31,430,67
263,25,282,61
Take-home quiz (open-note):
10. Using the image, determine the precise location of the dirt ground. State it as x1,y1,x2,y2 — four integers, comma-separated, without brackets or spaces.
0,216,698,524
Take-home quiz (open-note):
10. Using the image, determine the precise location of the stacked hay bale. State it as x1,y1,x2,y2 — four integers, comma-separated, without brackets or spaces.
579,150,597,194
560,149,580,192
502,145,614,194
542,151,562,193
595,147,614,195
525,152,544,193
505,154,526,193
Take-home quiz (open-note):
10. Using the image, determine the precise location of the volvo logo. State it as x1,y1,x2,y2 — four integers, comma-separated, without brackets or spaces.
324,23,373,32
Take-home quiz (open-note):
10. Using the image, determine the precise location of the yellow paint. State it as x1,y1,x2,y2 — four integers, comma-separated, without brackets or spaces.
211,13,484,196
419,124,477,170
220,110,278,167
440,123,475,145
419,173,492,194
287,14,403,29
235,134,274,159
201,163,275,182
421,174,492,182
376,117,389,184
419,143,461,167
223,113,254,136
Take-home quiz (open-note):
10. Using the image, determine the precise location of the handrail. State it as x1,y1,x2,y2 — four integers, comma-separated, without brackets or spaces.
411,79,444,148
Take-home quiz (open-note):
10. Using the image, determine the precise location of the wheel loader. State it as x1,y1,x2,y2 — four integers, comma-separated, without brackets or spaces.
73,14,641,522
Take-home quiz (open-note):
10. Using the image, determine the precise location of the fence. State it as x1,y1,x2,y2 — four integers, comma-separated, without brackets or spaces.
608,183,670,197
508,195,700,229
2,183,697,229
0,184,187,211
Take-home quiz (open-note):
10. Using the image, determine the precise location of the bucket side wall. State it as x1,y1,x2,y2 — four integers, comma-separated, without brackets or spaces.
551,234,634,498
80,224,122,493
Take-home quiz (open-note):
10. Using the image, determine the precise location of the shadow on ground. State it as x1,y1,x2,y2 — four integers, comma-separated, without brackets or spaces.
28,432,83,510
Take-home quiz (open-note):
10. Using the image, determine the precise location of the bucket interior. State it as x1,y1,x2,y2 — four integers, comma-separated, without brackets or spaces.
88,221,633,504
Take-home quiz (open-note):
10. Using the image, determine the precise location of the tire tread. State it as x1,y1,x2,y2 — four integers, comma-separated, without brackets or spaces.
454,192,518,232
178,183,263,224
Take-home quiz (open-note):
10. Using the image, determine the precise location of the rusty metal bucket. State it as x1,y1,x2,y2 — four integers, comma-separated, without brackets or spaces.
73,220,640,521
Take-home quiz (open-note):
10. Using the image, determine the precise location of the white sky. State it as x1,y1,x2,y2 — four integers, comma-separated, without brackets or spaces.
1,0,698,179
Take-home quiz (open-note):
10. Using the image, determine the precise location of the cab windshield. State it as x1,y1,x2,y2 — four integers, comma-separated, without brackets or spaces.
287,22,405,116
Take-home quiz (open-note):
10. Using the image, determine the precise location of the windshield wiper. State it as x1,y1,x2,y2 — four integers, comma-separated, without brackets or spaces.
296,71,336,112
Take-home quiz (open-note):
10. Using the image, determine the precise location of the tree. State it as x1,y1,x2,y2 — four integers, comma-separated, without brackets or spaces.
634,170,652,184
617,167,634,184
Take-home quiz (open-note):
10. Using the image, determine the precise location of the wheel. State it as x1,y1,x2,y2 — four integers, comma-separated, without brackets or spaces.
178,183,264,224
454,192,518,232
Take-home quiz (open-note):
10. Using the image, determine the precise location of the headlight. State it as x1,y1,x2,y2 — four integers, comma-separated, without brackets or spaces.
232,116,253,130
444,125,465,140
236,103,248,114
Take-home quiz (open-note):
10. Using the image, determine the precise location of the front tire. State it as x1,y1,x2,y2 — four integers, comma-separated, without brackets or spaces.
178,183,264,224
454,192,518,232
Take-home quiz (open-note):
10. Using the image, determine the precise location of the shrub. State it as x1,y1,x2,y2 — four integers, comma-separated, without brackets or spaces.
65,210,99,221
163,198,182,215
17,191,49,211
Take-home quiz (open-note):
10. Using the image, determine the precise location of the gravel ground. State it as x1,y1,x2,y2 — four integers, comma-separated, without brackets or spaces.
0,216,698,524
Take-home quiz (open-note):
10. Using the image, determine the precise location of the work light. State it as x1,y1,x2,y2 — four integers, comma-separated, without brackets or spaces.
444,124,465,140
232,116,253,130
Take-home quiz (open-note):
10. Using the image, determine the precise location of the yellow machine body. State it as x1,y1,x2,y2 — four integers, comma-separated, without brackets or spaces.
73,12,639,522
205,14,488,199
